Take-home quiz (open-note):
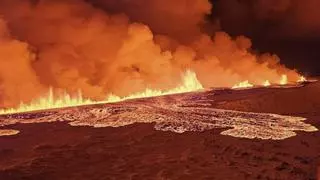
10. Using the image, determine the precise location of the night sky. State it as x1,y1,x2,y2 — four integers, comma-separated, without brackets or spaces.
210,0,320,76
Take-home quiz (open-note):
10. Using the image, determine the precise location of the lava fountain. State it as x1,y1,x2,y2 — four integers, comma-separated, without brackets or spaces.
0,70,203,115
0,69,310,115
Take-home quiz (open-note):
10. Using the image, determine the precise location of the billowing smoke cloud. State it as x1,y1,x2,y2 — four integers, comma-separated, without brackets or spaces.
0,19,45,107
0,0,299,107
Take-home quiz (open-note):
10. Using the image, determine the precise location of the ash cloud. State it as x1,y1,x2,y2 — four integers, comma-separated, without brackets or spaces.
0,0,299,107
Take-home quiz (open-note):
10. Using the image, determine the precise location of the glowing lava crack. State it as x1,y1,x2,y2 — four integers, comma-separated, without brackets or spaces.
0,91,317,140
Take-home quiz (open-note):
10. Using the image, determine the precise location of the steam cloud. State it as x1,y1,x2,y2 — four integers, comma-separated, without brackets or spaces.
0,0,299,107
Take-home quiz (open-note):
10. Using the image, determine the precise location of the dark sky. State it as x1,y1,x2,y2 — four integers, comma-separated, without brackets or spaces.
210,0,320,76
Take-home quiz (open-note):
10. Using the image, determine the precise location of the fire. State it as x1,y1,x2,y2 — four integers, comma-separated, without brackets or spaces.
280,74,288,85
263,80,271,87
232,74,295,89
232,81,254,89
106,70,204,102
0,89,95,115
0,69,309,115
0,70,203,115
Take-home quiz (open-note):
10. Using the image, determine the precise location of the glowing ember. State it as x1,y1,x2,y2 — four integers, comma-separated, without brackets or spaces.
0,70,203,115
280,75,288,85
232,81,254,89
263,80,271,87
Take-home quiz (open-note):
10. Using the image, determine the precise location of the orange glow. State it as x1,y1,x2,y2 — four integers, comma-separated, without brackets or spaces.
263,80,271,87
280,75,288,85
0,70,203,115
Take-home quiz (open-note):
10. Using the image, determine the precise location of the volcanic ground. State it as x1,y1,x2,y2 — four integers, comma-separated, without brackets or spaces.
0,81,319,180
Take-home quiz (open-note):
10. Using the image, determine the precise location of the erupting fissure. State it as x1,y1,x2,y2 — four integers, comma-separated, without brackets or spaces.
263,80,271,87
0,0,311,115
231,75,307,89
0,69,308,115
232,81,254,89
0,70,203,115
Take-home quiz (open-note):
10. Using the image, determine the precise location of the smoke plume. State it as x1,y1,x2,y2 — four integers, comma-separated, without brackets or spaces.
0,0,299,107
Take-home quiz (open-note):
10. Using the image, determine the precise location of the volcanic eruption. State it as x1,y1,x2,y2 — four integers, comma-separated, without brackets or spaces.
0,1,319,179
0,0,304,113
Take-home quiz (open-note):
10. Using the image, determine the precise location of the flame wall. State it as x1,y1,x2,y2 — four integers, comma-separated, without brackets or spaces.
0,0,300,107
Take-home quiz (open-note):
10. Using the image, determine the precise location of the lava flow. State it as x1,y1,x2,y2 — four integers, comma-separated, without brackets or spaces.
263,80,271,87
232,81,254,89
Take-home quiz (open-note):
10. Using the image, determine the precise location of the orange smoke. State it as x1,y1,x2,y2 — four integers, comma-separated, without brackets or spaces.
0,0,301,108
0,19,45,107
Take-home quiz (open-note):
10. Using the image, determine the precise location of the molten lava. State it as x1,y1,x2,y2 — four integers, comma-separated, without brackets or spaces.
0,70,203,115
280,75,288,85
263,80,271,87
232,81,254,89
232,74,302,89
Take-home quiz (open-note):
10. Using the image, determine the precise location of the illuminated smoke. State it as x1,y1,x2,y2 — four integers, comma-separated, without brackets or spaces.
0,19,45,107
0,0,300,108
